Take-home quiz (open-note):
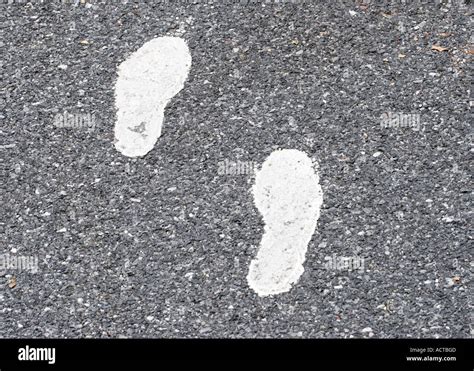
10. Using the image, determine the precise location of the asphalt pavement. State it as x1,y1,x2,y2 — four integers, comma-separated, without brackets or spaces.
1,0,472,338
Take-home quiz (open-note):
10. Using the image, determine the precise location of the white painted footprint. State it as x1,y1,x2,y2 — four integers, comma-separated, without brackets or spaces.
114,36,192,158
247,149,323,296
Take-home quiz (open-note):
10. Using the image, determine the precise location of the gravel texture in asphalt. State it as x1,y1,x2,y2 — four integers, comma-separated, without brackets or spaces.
1,1,472,338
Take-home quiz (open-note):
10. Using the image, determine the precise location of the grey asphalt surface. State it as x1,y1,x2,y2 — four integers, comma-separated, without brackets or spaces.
1,1,472,338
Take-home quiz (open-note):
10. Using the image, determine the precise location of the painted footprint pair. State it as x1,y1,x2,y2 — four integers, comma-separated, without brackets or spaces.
114,37,324,296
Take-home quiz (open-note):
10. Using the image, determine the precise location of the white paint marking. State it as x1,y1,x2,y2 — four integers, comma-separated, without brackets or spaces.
247,149,323,296
114,36,192,157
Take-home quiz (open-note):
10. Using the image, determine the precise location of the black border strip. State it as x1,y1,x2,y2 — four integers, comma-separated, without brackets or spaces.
0,339,471,369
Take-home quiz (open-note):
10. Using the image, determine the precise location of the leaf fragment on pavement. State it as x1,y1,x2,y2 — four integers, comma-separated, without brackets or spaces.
431,45,449,52
8,276,16,289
